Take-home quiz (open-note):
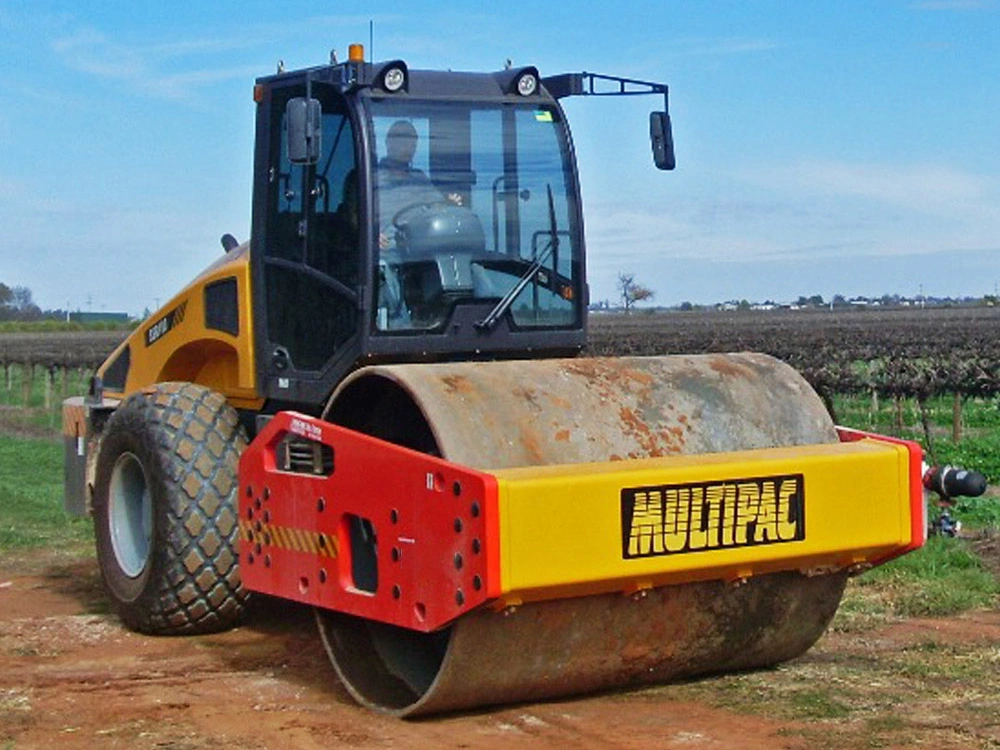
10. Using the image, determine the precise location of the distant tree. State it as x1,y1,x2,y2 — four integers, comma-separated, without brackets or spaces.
679,301,693,311
11,286,34,311
0,284,41,321
738,299,751,311
831,294,847,308
795,295,826,308
617,272,655,313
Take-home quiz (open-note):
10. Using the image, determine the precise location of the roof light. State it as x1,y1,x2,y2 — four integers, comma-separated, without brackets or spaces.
383,67,406,92
374,61,409,93
348,44,365,62
516,72,538,96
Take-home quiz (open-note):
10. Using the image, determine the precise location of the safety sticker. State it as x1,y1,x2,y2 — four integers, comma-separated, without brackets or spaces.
534,110,554,122
241,519,338,559
621,474,805,559
145,301,187,347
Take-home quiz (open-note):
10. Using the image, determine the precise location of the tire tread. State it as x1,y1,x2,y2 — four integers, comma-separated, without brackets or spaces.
97,382,248,635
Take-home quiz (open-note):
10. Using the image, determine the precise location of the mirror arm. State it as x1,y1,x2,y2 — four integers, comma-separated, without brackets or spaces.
541,72,675,171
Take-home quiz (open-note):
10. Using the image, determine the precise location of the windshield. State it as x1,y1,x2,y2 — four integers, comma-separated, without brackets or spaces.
370,99,580,331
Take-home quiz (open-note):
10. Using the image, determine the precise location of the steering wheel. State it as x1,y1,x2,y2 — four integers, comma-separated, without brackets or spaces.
391,200,456,230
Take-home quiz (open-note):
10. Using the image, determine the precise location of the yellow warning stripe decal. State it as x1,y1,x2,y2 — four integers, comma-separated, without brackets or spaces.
239,520,338,559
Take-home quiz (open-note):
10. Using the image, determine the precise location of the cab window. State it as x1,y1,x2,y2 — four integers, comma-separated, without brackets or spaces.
264,86,360,371
370,99,580,332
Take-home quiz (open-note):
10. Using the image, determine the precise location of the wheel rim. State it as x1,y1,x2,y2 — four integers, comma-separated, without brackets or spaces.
108,452,153,579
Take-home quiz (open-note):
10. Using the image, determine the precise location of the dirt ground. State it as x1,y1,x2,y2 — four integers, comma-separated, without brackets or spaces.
2,549,999,750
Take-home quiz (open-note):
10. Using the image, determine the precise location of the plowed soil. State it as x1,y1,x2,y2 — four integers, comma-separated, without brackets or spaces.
2,548,999,750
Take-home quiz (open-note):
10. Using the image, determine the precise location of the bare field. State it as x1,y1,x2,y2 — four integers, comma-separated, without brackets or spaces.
3,305,1000,369
586,306,1000,359
0,330,125,369
1,548,999,749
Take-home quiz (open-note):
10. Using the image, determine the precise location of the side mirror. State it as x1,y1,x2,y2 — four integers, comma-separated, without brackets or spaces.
286,97,322,165
649,111,676,171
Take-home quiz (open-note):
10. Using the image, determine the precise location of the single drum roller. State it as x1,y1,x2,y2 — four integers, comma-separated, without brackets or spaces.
307,354,853,715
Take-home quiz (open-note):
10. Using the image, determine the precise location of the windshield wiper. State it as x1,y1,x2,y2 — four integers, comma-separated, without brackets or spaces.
476,184,559,331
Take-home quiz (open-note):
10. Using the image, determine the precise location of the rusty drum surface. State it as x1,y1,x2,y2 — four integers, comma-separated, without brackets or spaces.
317,354,846,716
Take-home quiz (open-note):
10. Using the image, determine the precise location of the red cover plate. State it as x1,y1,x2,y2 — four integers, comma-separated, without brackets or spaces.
238,412,500,632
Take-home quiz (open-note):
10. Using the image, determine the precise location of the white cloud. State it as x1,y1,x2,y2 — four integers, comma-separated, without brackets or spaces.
53,28,145,80
581,157,1000,297
45,14,414,103
751,160,997,219
0,173,242,313
585,202,786,263
671,36,782,58
50,27,260,103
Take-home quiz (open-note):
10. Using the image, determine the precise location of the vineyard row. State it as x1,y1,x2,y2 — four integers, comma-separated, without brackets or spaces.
1,362,94,411
4,306,1000,413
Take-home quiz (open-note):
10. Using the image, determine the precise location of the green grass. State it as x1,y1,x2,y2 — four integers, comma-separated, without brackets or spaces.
658,619,1000,749
0,320,134,333
834,393,1000,474
834,392,1000,529
0,434,93,552
833,536,1000,632
950,494,1000,528
858,535,999,617
824,393,1000,624
787,689,852,719
0,363,94,433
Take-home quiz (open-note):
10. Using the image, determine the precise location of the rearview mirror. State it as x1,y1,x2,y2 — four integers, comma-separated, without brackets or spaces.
286,97,322,165
649,111,675,171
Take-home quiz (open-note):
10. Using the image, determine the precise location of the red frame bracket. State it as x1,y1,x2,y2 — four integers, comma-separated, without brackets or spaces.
238,412,500,632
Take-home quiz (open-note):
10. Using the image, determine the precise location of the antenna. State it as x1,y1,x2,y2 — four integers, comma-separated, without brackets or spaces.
369,19,374,62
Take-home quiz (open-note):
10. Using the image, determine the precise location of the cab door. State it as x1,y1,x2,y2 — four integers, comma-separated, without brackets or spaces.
252,81,362,405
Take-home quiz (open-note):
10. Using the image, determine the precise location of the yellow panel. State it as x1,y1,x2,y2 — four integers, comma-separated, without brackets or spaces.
99,245,262,408
492,440,913,604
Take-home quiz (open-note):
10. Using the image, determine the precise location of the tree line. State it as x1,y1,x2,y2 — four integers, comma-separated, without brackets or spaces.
0,283,43,321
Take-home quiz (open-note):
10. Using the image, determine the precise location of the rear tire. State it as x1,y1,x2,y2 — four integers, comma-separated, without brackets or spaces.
93,382,248,634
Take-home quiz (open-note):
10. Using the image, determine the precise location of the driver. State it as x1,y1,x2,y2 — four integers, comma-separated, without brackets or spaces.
377,120,461,248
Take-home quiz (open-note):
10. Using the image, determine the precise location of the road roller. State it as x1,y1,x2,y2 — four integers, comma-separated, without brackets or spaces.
62,47,925,716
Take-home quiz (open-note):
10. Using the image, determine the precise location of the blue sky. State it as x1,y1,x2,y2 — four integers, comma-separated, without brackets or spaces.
2,1,999,314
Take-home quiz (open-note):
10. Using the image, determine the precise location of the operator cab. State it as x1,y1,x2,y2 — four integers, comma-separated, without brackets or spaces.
250,51,672,407
370,98,578,334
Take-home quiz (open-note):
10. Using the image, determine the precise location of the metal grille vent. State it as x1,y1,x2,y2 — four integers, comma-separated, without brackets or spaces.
276,435,334,476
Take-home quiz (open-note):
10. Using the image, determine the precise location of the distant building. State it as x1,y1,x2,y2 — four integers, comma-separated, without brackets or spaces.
69,312,131,324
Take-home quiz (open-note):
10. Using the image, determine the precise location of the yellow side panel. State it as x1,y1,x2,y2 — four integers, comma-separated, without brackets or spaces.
99,245,262,410
492,440,913,604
